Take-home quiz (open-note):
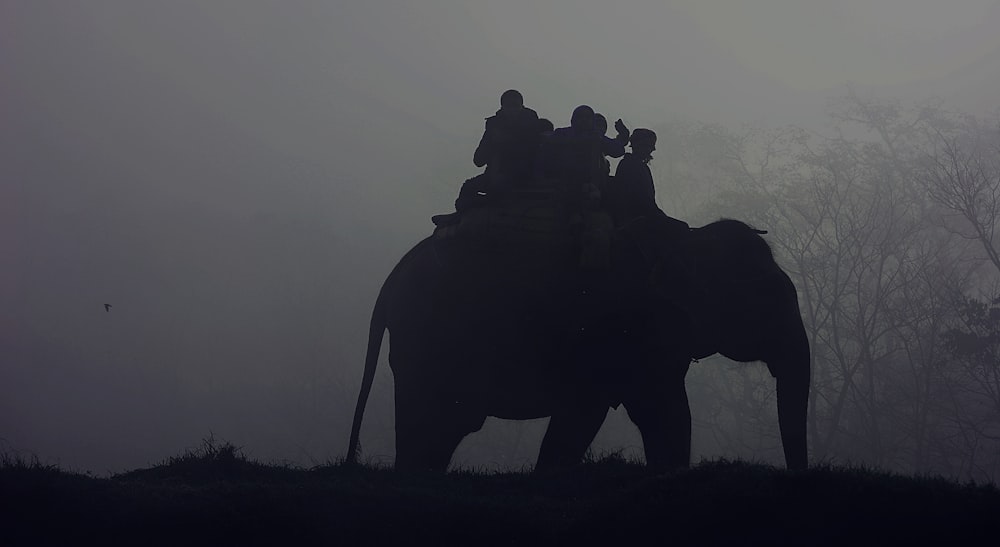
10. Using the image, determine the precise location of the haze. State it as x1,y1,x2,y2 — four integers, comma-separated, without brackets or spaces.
3,1,1000,473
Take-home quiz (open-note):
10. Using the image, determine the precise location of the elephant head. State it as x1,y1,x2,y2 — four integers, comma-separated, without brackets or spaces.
638,218,810,470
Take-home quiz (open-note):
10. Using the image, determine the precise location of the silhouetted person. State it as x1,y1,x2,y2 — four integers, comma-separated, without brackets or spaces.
537,117,554,137
542,106,630,182
536,105,600,215
608,128,656,223
473,89,541,184
541,106,594,182
606,128,688,235
433,90,542,227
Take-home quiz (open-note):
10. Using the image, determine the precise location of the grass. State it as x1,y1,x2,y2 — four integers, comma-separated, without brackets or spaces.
2,441,998,546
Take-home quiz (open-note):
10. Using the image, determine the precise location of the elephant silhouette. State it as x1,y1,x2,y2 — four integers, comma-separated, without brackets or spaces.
347,217,809,472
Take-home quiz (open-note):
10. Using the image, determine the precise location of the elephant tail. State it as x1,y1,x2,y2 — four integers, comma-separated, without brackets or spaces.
346,286,388,466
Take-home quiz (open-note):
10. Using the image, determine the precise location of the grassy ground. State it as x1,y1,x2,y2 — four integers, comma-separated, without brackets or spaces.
2,441,997,546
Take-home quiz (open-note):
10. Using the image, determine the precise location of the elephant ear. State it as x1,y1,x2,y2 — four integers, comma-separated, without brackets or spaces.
647,255,717,330
689,220,780,282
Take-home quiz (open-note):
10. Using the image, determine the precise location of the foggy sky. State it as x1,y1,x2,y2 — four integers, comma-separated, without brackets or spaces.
3,0,1000,472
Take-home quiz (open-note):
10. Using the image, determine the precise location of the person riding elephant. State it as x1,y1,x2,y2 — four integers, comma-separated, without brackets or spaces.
433,90,543,228
605,128,689,239
541,106,628,185
473,89,542,186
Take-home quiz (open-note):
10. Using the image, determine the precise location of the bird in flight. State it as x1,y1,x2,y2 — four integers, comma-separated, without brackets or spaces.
104,304,112,312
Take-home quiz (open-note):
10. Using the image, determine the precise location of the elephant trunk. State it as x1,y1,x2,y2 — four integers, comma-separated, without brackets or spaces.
775,351,809,471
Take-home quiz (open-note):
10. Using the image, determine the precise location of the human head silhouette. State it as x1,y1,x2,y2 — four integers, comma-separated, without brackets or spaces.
500,89,524,110
594,113,608,135
630,128,657,160
570,105,595,130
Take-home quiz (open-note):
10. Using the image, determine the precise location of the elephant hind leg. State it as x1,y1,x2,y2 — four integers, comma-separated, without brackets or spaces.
394,383,485,473
535,404,609,471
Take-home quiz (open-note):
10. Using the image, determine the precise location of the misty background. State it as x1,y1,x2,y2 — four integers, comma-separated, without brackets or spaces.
3,1,1000,480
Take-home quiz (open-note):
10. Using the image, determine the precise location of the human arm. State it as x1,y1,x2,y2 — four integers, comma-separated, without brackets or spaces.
614,118,630,143
600,119,630,159
612,118,630,153
473,119,492,168
601,135,626,158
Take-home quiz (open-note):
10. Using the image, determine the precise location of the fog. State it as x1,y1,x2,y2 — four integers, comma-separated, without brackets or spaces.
3,1,1000,474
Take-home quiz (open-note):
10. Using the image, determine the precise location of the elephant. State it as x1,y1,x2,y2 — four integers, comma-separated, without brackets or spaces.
346,213,810,472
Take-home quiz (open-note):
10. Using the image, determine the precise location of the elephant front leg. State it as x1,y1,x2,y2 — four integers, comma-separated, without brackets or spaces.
535,404,609,471
623,367,691,470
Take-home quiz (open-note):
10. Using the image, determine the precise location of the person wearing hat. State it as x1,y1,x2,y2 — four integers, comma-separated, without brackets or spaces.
606,128,689,235
607,128,659,224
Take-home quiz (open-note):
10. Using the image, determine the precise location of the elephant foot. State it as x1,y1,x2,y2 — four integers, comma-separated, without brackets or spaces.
535,405,608,471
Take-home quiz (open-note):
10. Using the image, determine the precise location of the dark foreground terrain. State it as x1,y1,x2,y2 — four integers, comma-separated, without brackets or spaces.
2,442,998,546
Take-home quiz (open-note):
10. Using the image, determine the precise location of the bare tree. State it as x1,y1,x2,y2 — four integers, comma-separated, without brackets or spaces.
632,94,1000,481
920,111,1000,275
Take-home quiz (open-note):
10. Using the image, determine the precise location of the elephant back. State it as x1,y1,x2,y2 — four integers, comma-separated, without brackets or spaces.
434,186,579,252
